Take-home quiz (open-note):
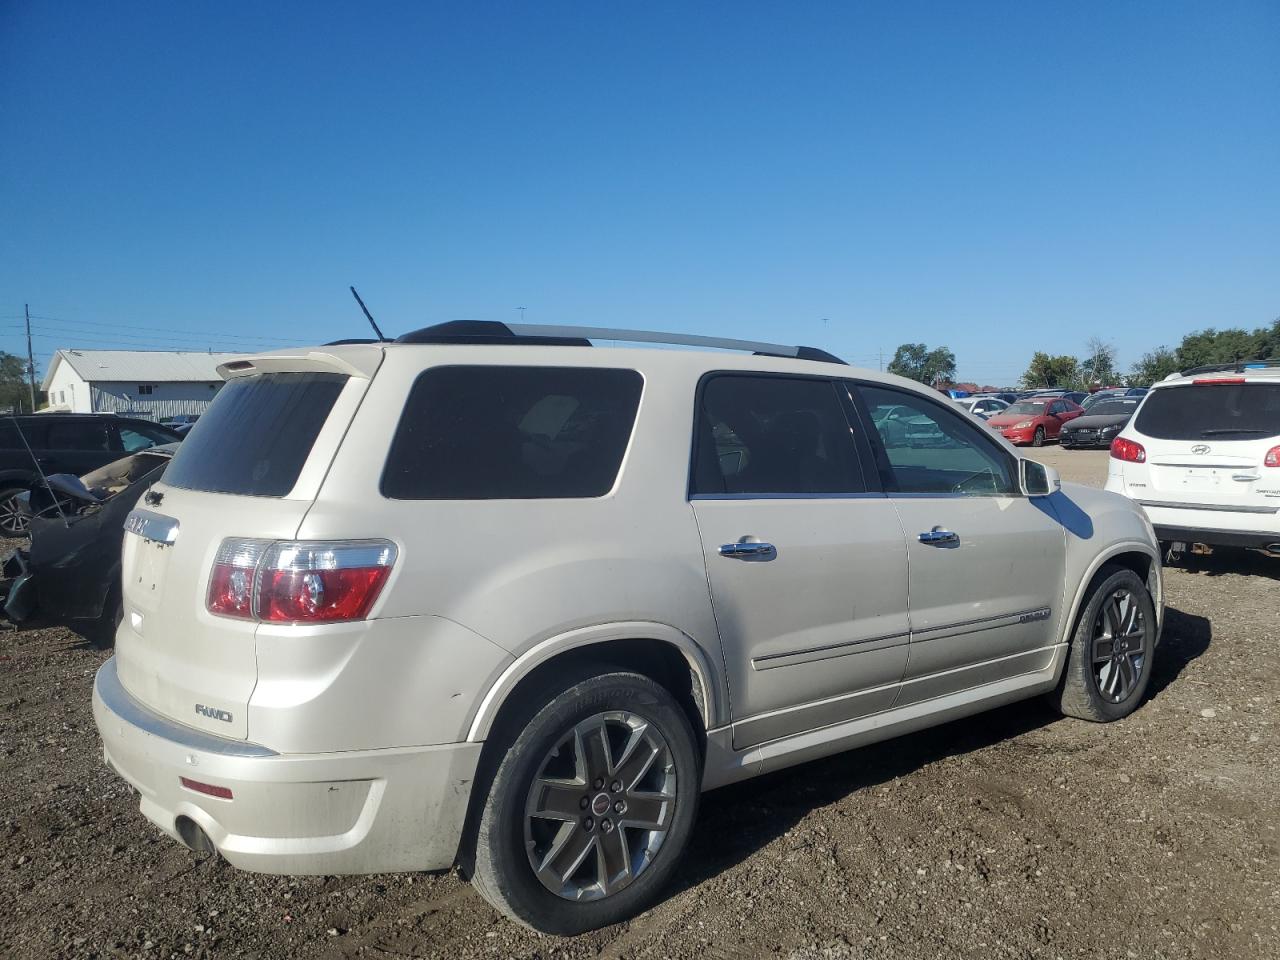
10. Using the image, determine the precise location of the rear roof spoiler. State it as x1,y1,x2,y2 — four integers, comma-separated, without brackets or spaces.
217,345,385,381
1179,359,1280,376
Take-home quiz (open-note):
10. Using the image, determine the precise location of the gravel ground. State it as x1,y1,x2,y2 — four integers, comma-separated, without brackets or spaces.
1,448,1277,959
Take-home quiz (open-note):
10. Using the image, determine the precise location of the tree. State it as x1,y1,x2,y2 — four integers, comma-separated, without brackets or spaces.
1127,346,1179,387
0,352,32,413
1021,351,1078,388
887,342,957,386
1173,327,1264,370
1078,337,1119,388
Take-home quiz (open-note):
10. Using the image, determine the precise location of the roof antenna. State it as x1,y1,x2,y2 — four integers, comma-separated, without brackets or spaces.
350,286,390,342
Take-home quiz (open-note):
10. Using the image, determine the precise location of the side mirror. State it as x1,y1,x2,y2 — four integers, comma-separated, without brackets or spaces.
1021,459,1061,497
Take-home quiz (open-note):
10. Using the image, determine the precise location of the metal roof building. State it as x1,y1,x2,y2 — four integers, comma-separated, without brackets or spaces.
41,349,245,420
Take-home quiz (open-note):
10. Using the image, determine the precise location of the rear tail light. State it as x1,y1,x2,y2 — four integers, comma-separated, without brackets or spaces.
1266,446,1280,468
206,539,396,623
1110,437,1146,463
1193,377,1246,385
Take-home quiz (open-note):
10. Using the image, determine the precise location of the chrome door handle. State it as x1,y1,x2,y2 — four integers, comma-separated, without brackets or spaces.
719,539,776,560
918,526,960,546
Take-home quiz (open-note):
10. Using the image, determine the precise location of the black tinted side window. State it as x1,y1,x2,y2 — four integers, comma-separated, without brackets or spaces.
45,420,110,451
382,366,643,500
691,375,865,496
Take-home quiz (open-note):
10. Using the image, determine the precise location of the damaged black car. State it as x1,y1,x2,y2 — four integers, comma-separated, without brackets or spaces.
0,444,177,645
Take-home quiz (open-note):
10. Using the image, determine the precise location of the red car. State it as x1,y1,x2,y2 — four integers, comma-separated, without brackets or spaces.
985,397,1083,446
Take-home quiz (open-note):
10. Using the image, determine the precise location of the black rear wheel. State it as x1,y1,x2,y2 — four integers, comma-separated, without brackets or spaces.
469,670,700,934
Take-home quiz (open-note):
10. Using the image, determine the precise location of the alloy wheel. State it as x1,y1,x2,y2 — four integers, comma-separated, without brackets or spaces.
0,494,29,537
524,711,676,902
1091,588,1147,703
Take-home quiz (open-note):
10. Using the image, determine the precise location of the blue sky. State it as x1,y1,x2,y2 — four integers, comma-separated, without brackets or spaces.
2,1,1277,385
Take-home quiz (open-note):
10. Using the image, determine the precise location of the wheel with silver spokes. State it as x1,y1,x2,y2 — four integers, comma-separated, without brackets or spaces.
469,670,700,935
0,488,30,538
1055,565,1157,722
1091,589,1147,703
525,711,676,901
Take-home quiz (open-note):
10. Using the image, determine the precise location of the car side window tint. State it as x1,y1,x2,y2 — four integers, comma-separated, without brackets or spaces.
44,420,110,451
691,375,866,496
857,385,1016,496
382,366,643,500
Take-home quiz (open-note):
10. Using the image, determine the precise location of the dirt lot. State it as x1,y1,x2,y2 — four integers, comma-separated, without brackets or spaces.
1,447,1277,959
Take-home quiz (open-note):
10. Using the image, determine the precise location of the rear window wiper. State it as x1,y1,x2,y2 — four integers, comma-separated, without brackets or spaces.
1199,428,1269,436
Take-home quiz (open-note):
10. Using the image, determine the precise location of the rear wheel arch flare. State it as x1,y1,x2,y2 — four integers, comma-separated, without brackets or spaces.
455,633,713,877
467,631,717,746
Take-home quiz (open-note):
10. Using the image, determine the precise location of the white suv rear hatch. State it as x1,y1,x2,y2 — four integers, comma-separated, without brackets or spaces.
113,349,380,740
1108,373,1280,524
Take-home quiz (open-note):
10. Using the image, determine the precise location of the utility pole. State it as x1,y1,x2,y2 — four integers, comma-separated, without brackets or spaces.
517,306,527,324
24,304,36,413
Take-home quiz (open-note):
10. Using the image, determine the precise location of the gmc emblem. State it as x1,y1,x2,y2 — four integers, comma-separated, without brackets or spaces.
195,704,234,724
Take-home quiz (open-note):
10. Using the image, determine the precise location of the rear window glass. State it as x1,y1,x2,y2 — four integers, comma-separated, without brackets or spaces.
382,366,643,499
164,372,347,496
1134,383,1280,440
1086,400,1139,417
1005,401,1048,415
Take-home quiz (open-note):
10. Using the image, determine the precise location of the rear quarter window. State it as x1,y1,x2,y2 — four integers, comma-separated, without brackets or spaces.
1134,383,1280,440
381,366,643,499
163,372,348,497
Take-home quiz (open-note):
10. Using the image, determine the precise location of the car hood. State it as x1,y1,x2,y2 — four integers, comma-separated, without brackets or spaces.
1064,413,1131,430
986,413,1038,427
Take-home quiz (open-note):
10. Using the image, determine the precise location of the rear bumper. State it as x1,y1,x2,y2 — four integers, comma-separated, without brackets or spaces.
92,657,482,875
1152,525,1280,551
1060,435,1112,449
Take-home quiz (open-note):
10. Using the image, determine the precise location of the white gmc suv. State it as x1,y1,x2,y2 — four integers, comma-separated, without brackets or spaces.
1105,361,1280,556
93,322,1163,934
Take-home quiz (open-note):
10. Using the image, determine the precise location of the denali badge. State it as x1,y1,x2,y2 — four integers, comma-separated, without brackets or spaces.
1191,444,1211,455
195,704,234,723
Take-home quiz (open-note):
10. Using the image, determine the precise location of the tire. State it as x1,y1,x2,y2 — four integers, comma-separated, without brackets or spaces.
1032,426,1046,447
469,669,701,934
0,487,30,538
1053,566,1157,722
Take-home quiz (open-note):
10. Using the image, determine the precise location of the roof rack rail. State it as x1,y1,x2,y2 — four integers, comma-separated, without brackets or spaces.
1180,358,1280,376
394,321,846,364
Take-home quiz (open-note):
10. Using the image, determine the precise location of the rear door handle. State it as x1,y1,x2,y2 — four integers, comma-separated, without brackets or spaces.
918,526,960,546
719,538,776,560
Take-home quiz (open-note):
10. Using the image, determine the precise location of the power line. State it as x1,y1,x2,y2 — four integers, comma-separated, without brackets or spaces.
22,315,305,343
3,327,308,349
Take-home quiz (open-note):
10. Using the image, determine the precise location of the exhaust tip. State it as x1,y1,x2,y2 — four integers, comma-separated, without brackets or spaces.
175,816,217,860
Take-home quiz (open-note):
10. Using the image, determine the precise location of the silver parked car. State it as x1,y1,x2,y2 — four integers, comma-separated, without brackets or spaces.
93,323,1163,934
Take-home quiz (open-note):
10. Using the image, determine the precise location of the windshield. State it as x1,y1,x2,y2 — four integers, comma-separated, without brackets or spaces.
1134,383,1280,440
1085,400,1139,418
1004,401,1048,415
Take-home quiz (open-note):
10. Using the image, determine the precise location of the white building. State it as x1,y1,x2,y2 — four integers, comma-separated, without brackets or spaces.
41,349,245,420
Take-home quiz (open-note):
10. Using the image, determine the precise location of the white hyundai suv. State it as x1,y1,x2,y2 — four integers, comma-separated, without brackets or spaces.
1105,361,1280,556
93,322,1163,934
